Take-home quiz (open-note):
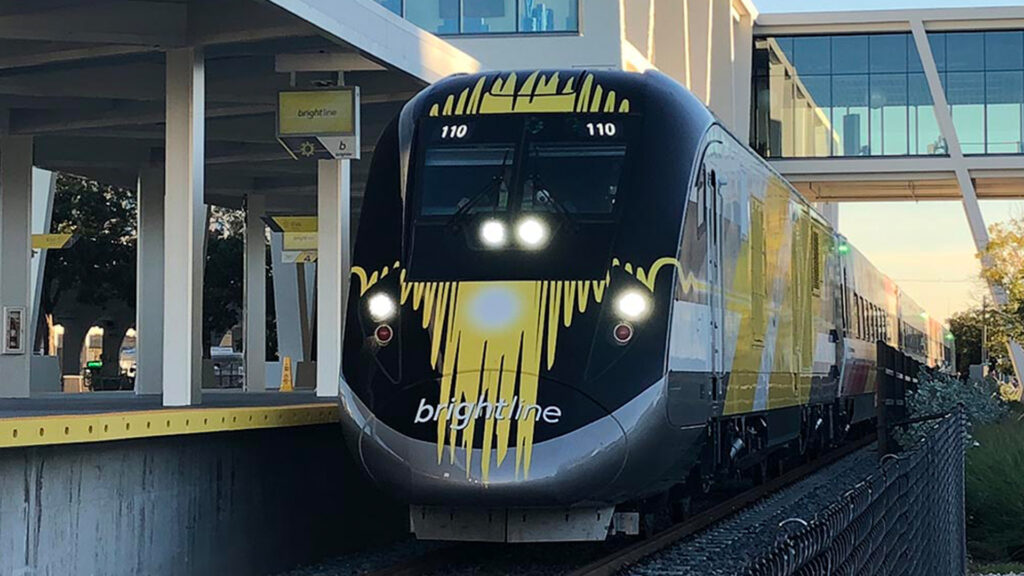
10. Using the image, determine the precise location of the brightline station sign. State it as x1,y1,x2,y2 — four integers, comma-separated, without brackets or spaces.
277,88,360,160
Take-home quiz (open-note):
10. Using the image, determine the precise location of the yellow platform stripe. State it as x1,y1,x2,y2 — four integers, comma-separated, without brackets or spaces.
0,403,339,449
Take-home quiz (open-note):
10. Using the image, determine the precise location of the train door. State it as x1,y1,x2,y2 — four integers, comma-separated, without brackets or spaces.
707,163,726,401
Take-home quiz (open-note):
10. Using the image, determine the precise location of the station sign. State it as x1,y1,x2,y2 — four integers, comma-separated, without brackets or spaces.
262,216,317,233
282,232,317,251
277,88,360,160
281,250,318,264
32,233,77,250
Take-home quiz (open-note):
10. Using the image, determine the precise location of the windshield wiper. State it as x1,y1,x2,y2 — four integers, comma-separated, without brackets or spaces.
526,172,579,232
444,149,512,232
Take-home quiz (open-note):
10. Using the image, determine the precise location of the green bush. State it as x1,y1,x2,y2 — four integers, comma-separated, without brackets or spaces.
895,369,1008,449
967,419,1024,562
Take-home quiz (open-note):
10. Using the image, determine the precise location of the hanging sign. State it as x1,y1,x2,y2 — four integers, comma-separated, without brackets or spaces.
32,234,77,250
277,88,360,160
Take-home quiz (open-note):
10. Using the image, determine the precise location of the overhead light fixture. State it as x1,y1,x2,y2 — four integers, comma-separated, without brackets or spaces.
516,217,548,249
367,293,397,322
479,219,508,248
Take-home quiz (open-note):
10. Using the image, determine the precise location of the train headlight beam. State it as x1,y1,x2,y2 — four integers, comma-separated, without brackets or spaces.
367,293,397,322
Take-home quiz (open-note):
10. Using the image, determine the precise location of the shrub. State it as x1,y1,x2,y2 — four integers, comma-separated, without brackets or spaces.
895,369,1008,450
966,419,1024,562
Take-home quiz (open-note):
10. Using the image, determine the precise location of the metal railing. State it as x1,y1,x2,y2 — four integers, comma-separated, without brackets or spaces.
745,408,967,576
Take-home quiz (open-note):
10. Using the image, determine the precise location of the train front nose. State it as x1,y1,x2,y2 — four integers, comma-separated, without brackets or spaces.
348,373,629,507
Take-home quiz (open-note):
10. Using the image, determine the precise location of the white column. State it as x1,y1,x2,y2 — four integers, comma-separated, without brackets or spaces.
316,159,350,397
29,169,56,351
0,136,33,398
244,194,267,392
163,47,205,406
136,167,165,395
708,0,734,128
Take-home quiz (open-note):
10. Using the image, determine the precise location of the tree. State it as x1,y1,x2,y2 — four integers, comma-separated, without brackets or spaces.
976,215,1024,377
949,307,1013,376
42,174,137,376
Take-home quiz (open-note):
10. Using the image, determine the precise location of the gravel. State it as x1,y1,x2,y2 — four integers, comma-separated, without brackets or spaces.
624,445,881,576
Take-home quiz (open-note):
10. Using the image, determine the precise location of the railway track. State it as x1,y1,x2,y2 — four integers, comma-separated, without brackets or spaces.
360,435,876,576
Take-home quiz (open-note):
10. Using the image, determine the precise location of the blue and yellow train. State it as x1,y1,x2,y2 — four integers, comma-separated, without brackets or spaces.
339,69,954,542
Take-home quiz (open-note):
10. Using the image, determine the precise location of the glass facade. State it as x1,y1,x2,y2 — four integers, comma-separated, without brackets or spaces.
751,33,942,158
752,31,1024,158
372,0,578,35
931,31,1024,154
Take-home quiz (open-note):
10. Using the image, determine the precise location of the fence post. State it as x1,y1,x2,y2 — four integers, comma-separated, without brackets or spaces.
877,341,891,455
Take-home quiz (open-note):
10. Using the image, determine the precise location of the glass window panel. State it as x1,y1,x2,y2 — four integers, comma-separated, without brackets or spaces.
986,71,1024,153
793,36,831,75
792,79,831,157
870,74,908,156
908,73,933,106
946,33,984,71
870,35,907,73
407,0,459,34
372,0,402,15
947,73,985,153
945,71,985,106
985,31,1024,71
928,34,946,72
775,37,794,65
463,0,515,33
832,36,868,74
518,0,578,32
832,75,869,156
800,75,831,108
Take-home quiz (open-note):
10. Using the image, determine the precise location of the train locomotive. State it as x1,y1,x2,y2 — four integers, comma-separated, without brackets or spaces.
339,69,954,542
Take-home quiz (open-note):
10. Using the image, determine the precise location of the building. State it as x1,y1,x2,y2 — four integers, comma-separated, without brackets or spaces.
0,0,1020,407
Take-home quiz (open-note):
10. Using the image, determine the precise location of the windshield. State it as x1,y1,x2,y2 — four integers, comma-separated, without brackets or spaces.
419,145,513,217
407,113,638,282
521,144,626,215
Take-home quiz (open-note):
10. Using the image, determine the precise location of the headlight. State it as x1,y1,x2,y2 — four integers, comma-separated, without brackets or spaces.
516,217,548,249
479,219,507,248
367,293,397,321
615,290,649,320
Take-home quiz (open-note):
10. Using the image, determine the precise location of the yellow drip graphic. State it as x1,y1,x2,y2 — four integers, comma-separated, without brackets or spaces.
351,257,677,481
428,71,631,117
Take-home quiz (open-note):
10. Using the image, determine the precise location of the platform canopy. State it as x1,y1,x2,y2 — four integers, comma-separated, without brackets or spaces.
0,0,479,213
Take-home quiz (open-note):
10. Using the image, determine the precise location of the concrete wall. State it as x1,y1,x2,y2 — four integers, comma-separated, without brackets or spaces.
0,426,405,576
447,0,622,71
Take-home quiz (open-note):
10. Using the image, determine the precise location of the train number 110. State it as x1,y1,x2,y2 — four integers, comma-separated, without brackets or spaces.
441,124,469,139
586,122,617,137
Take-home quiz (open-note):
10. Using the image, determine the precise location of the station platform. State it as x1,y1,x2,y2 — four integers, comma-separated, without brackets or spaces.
0,390,338,449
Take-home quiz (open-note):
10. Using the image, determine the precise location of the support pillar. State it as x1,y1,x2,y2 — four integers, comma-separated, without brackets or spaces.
316,159,350,398
244,194,267,392
163,47,205,406
0,136,33,397
136,167,165,395
912,20,1024,386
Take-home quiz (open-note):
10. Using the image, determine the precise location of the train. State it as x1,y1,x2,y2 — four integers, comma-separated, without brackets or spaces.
339,69,955,542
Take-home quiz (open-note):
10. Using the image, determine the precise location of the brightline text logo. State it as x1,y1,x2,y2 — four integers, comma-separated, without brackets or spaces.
414,397,562,431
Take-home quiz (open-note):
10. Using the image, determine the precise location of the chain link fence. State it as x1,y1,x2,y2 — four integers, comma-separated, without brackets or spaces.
746,408,968,576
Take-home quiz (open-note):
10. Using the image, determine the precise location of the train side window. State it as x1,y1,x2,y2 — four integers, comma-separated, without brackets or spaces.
750,197,766,345
810,229,821,296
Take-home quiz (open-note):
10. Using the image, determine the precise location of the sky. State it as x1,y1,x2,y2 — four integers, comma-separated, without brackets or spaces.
756,0,1024,12
754,0,1024,323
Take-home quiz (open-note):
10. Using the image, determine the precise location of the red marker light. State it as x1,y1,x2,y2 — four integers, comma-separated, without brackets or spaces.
613,322,634,344
374,324,393,345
